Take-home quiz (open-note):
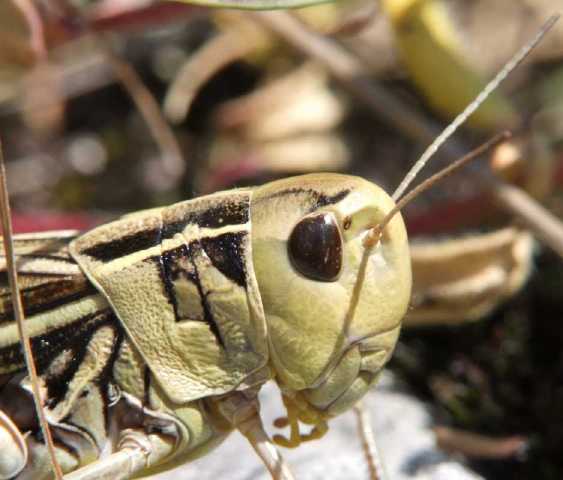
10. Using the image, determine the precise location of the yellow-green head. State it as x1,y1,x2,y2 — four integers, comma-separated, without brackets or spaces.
251,173,411,427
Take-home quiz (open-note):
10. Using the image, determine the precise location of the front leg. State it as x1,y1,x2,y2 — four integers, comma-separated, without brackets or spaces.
63,389,186,480
0,408,27,479
213,390,295,480
64,428,175,480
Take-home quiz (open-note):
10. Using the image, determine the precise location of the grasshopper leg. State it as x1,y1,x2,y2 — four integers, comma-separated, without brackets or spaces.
63,428,175,480
353,402,387,480
0,408,27,479
215,391,295,480
239,413,295,480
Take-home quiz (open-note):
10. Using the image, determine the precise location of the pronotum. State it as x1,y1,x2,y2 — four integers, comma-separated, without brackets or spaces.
0,14,556,480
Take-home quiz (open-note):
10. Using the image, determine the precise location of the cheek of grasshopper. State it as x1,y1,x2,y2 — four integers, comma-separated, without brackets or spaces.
251,173,411,443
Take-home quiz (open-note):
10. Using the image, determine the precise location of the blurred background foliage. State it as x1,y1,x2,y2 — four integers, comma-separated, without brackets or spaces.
1,0,563,478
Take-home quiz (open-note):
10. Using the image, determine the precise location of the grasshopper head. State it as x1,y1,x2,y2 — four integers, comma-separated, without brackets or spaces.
251,173,411,426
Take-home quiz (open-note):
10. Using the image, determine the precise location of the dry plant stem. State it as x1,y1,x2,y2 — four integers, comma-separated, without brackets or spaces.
250,12,563,259
101,38,185,179
43,0,187,179
329,2,378,37
0,141,63,479
250,11,441,147
364,132,511,247
434,426,528,460
239,415,295,480
164,29,255,124
353,403,386,480
493,180,563,258
13,0,47,60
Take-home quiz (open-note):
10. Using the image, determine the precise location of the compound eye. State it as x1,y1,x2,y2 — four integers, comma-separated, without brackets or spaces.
288,213,342,282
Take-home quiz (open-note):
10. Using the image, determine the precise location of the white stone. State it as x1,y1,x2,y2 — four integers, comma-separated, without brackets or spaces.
152,372,482,480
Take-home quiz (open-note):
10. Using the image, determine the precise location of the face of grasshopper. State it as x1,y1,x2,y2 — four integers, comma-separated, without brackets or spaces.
251,173,411,419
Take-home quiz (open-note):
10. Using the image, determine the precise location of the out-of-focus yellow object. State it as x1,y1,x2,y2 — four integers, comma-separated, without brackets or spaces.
382,0,518,130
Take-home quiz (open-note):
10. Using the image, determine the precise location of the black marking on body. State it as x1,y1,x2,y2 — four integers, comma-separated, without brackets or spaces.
0,270,76,288
143,367,151,408
158,233,247,292
262,188,351,211
161,201,249,236
83,198,249,263
158,244,189,322
189,201,249,229
97,325,125,432
190,250,226,348
0,278,98,324
0,309,116,377
314,189,351,208
81,228,161,263
0,382,38,432
46,325,124,449
44,313,121,410
150,242,225,347
200,232,247,288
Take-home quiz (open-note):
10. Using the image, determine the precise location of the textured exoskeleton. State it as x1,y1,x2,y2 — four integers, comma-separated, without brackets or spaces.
0,173,411,479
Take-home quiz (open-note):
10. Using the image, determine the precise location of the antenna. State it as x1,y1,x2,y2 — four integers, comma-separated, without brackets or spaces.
391,14,560,202
364,131,511,247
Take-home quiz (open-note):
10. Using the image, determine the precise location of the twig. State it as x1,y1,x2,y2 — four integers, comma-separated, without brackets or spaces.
434,426,528,459
492,180,563,258
40,0,187,180
13,0,47,61
100,38,186,179
249,11,563,258
0,140,63,479
249,11,443,147
164,29,255,124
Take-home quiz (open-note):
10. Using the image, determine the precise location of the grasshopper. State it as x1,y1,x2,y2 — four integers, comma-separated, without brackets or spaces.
0,143,518,480
0,14,557,480
0,171,413,479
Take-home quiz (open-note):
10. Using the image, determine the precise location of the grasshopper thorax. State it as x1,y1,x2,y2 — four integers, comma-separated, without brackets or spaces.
251,173,411,418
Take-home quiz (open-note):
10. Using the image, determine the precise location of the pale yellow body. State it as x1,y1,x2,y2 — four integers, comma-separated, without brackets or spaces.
0,173,412,479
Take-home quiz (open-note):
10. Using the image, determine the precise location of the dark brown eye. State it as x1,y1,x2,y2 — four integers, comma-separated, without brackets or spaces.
288,213,342,282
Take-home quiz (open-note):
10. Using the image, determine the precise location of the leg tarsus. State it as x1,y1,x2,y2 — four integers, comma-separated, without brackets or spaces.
272,394,328,449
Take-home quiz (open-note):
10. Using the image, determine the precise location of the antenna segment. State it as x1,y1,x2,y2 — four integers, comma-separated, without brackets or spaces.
392,15,560,202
